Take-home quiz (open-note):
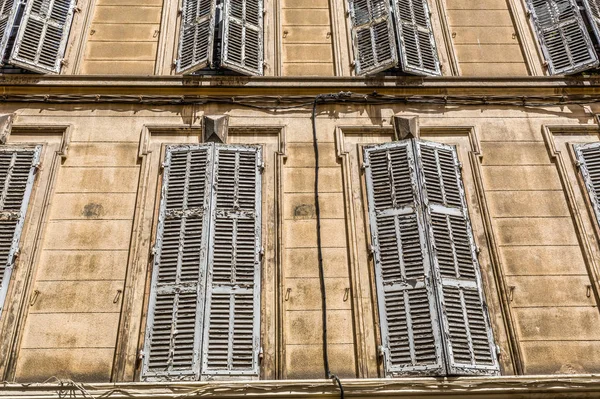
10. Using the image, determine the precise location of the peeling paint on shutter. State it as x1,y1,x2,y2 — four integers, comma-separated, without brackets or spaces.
391,0,441,76
142,145,213,381
0,0,19,61
581,0,600,45
202,144,261,377
574,142,600,229
348,0,398,75
415,141,499,375
221,0,263,76
177,0,216,74
0,146,40,318
525,0,598,75
8,0,75,73
363,141,444,376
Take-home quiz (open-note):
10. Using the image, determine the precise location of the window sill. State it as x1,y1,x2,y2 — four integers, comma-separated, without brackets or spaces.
3,375,600,398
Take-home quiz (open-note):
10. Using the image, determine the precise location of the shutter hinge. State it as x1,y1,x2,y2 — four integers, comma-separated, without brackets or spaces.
74,6,81,12
172,60,178,70
177,7,182,14
458,161,463,171
368,244,374,256
259,161,265,173
377,345,385,362
259,246,265,260
475,246,481,255
259,347,264,363
575,160,583,169
138,349,145,361
60,59,68,67
495,344,501,357
12,248,20,264
361,161,367,171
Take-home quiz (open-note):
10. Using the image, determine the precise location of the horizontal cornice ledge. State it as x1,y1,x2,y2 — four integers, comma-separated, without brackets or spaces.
1,375,600,398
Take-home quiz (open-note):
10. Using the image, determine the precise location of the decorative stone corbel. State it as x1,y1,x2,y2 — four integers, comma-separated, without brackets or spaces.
203,115,229,143
0,114,15,144
392,115,419,140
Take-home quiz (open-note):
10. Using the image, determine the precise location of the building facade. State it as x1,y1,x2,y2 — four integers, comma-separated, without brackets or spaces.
0,0,600,397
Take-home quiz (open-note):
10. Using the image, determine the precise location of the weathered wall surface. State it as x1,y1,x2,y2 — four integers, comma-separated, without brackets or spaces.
0,95,599,381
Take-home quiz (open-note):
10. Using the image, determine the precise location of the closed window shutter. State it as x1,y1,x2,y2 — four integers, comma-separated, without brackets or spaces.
202,144,262,377
0,0,19,61
348,0,398,75
574,142,600,227
220,0,263,76
525,0,598,75
177,0,216,74
0,146,41,316
415,141,499,375
142,145,214,381
8,0,75,74
391,0,441,76
363,141,444,376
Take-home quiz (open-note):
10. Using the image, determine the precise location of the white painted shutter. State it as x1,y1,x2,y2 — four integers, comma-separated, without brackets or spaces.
202,144,262,377
177,0,216,74
9,0,75,73
0,0,19,61
581,0,600,44
525,0,598,75
142,145,214,381
415,141,499,375
221,0,263,76
363,141,444,376
0,146,41,317
391,0,441,76
574,142,600,228
348,0,398,75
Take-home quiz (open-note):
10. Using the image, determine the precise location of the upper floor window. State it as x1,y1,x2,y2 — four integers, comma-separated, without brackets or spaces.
142,143,263,381
363,139,499,376
575,142,600,226
525,0,600,75
0,0,75,74
346,0,441,76
177,0,264,76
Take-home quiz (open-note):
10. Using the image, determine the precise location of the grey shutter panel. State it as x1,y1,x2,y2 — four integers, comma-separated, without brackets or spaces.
391,0,441,76
202,144,262,377
0,0,19,61
0,146,40,317
582,0,600,44
363,141,444,376
525,0,598,75
177,0,216,74
221,0,263,76
415,141,499,375
9,0,75,73
348,0,398,75
142,145,214,381
574,142,600,228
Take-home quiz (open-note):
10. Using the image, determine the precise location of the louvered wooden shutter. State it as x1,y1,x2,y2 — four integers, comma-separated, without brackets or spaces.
0,0,19,61
221,0,263,76
391,0,441,76
348,0,398,75
8,0,75,73
415,141,499,375
202,144,262,377
0,146,41,317
574,142,600,228
363,141,444,376
142,145,214,381
581,0,600,44
525,0,598,75
177,0,216,74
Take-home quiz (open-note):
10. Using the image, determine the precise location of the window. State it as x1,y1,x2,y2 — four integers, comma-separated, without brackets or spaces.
575,142,600,226
142,143,262,381
525,0,600,75
0,0,75,74
346,0,441,76
0,146,40,316
363,139,499,376
177,0,263,75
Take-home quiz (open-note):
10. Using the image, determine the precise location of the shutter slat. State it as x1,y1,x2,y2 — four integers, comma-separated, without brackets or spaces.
364,141,444,376
202,144,261,377
177,0,215,74
9,0,75,73
391,0,441,76
574,142,600,234
221,0,263,76
142,145,213,381
525,0,598,75
415,141,499,375
348,0,398,75
0,0,18,61
0,146,40,317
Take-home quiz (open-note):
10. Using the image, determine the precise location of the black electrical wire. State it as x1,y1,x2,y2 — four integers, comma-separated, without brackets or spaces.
312,94,344,399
